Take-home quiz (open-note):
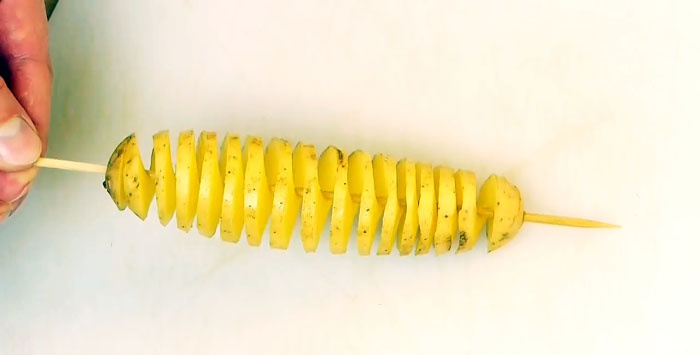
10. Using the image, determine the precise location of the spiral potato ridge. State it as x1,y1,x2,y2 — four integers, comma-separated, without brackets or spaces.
103,130,527,255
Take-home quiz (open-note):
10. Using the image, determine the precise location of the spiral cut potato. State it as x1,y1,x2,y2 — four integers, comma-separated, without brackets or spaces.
102,130,617,256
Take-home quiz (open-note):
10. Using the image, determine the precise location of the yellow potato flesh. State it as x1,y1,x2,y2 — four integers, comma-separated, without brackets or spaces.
477,174,525,252
325,147,359,254
151,131,176,226
433,166,457,255
104,134,133,210
266,138,302,250
219,134,245,243
104,130,563,256
373,154,400,255
175,130,200,232
121,135,156,220
295,143,332,252
243,136,272,246
455,170,484,252
195,132,224,237
348,151,383,256
396,159,419,256
415,163,437,255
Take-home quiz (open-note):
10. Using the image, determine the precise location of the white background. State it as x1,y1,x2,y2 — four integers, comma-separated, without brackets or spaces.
1,0,698,354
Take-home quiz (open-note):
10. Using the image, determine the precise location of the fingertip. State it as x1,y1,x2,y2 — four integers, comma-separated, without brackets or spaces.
0,115,42,169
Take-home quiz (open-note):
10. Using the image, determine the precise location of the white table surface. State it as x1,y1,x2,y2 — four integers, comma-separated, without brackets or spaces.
1,1,697,354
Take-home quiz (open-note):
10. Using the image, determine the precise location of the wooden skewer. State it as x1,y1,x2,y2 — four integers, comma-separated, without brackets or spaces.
476,209,618,228
523,213,620,228
35,157,106,174
34,157,619,229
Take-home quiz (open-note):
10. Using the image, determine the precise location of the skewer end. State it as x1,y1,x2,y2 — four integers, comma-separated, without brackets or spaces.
523,212,620,229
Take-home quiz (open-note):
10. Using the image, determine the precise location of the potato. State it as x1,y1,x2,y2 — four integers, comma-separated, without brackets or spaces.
415,163,437,255
348,150,383,255
433,166,458,255
219,133,245,243
455,170,484,253
175,130,200,232
266,138,302,249
476,174,525,252
151,130,176,226
99,130,617,257
295,142,332,252
373,154,401,255
324,146,359,254
195,131,224,237
103,134,133,211
396,159,419,256
242,136,273,246
121,135,156,220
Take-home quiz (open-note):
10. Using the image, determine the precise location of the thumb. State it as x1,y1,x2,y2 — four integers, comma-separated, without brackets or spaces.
0,75,41,219
0,115,42,169
0,77,42,171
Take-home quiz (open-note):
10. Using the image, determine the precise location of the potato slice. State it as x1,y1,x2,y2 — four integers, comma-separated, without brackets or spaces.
266,138,302,250
175,130,200,232
219,133,245,243
396,159,418,255
477,174,525,252
318,146,339,195
296,143,332,252
150,131,176,226
455,170,484,253
433,166,457,255
195,132,223,237
324,147,358,254
104,134,133,210
121,135,156,220
348,150,383,256
415,163,437,255
373,154,400,255
243,136,273,246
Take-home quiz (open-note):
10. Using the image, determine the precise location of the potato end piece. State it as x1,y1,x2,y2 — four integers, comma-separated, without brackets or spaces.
121,135,156,220
104,133,134,211
477,175,525,252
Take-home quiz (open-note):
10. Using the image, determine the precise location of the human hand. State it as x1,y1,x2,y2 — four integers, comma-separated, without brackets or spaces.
0,0,53,222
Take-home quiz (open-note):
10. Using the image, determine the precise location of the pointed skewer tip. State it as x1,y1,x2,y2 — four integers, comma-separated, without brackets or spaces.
523,212,620,229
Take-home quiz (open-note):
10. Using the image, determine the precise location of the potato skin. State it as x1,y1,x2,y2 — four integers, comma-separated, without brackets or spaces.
104,134,135,211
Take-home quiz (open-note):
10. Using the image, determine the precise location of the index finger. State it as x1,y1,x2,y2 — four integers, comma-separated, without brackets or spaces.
0,0,53,154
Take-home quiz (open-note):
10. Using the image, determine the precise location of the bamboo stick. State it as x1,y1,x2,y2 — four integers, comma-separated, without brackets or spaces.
35,157,106,174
